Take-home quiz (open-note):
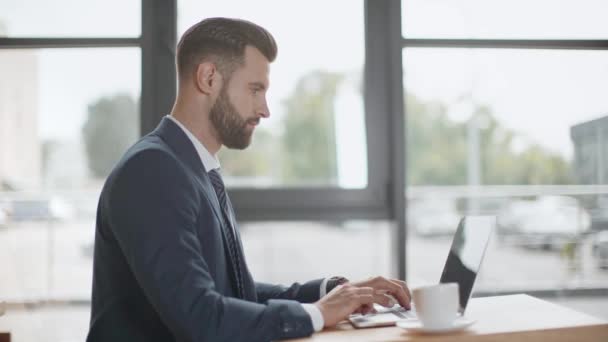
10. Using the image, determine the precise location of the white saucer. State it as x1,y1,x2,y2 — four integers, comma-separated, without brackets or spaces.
396,317,476,334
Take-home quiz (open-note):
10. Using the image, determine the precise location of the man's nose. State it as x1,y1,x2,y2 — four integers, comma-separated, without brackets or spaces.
258,100,270,118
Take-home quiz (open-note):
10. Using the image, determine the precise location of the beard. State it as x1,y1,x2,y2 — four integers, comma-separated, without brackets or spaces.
209,87,257,150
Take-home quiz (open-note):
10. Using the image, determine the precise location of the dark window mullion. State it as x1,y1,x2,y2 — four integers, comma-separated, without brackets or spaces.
0,37,141,49
140,0,176,135
402,38,608,50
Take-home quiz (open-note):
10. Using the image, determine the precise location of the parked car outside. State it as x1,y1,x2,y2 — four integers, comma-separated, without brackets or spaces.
4,196,74,222
588,195,608,232
407,198,461,237
497,195,591,250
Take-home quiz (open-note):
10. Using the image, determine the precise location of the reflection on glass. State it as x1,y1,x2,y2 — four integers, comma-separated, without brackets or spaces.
402,0,608,39
178,0,367,188
0,48,140,302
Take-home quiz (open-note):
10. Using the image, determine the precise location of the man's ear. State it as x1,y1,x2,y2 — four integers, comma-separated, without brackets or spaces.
194,62,223,95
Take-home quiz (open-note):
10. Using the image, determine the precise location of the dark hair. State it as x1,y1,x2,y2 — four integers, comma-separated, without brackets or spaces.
176,17,277,84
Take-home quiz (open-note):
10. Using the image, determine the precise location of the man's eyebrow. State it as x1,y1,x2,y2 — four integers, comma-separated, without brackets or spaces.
249,82,267,90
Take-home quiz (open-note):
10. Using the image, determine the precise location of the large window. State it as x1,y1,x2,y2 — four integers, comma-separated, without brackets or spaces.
179,0,367,189
0,48,140,302
0,3,145,340
1,1,607,341
0,1,394,341
402,0,608,293
177,0,388,223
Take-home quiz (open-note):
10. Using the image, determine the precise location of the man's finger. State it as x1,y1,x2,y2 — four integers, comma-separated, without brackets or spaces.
355,292,374,305
392,279,411,301
373,293,394,307
389,279,411,308
352,286,374,296
372,280,410,309
359,303,376,315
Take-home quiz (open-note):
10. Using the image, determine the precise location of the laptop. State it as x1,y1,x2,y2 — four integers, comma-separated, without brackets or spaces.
349,215,495,328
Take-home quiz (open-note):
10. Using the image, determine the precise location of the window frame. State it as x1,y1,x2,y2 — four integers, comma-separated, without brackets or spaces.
400,1,608,283
0,0,405,272
3,0,606,299
218,1,403,224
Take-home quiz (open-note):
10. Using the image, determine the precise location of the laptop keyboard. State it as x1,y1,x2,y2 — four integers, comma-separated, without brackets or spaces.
374,305,417,319
389,306,416,319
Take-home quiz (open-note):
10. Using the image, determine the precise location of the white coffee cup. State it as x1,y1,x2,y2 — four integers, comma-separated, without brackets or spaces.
412,283,459,330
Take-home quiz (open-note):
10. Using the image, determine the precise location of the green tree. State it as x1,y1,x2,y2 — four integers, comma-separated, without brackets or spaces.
406,94,573,186
82,94,138,178
218,127,276,181
510,145,572,184
218,68,572,187
406,93,468,185
281,71,343,184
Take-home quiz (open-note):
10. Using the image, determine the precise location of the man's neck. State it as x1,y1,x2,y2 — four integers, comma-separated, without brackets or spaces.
170,99,222,155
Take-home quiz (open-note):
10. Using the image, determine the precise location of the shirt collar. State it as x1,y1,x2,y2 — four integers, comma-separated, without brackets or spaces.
167,115,220,172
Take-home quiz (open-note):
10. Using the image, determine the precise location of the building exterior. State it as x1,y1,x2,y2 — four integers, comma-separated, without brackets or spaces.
571,115,608,185
0,49,40,190
571,115,608,231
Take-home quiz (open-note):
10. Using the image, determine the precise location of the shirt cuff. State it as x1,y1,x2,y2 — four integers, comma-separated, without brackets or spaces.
301,303,324,332
319,277,329,298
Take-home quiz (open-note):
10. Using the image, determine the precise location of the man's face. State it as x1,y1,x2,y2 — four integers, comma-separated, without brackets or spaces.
210,46,270,149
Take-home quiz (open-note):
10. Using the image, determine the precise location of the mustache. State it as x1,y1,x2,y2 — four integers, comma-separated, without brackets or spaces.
246,117,261,125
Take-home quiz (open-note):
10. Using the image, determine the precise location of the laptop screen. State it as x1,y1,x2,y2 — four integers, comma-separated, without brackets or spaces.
439,216,495,313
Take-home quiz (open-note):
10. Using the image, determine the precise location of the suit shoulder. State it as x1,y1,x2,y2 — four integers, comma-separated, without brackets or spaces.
102,135,193,195
118,135,181,172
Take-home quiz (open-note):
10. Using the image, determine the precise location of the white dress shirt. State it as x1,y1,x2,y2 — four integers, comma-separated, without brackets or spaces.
167,115,325,332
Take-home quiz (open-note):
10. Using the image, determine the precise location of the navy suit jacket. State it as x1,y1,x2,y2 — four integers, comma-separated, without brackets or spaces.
87,117,323,342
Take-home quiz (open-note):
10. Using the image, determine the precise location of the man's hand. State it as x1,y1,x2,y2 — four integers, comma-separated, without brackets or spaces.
314,284,375,327
351,276,411,310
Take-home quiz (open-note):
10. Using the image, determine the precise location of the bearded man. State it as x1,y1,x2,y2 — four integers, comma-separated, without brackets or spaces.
86,17,410,342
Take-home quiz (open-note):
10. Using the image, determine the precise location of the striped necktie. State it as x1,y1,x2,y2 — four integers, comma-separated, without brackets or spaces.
207,169,244,298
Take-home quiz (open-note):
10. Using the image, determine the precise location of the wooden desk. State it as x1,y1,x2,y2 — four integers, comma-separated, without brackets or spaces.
291,294,608,342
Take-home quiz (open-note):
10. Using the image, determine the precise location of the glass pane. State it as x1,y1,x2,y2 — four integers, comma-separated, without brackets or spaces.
402,0,608,39
0,48,140,304
0,306,90,342
403,48,608,291
0,0,140,37
241,221,392,284
178,0,367,189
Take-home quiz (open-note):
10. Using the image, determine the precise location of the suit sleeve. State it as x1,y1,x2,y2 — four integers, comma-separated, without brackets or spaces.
255,279,324,304
106,149,314,342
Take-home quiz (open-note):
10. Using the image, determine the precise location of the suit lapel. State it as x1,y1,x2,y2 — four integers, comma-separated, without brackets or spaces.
152,118,228,227
152,117,245,296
